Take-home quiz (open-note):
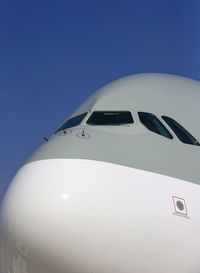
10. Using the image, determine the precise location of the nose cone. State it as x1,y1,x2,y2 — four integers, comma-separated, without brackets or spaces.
1,159,117,273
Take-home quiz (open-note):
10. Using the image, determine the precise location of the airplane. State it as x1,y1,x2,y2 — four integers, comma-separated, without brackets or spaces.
0,73,200,273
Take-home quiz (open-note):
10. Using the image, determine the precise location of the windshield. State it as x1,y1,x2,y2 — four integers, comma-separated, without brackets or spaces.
55,112,87,133
86,111,134,125
138,112,173,139
162,116,200,146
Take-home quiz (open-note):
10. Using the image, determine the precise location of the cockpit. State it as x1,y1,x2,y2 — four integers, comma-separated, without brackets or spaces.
55,110,200,146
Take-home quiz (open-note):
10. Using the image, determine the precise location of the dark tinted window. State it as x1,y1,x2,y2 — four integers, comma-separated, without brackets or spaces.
55,112,87,133
138,112,173,139
162,116,200,146
86,111,134,125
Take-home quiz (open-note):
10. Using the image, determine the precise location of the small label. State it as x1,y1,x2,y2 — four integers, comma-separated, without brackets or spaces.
172,196,187,216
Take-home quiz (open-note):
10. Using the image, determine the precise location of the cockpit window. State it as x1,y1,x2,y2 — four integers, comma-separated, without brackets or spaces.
55,112,87,133
162,116,200,146
86,111,134,125
138,112,173,139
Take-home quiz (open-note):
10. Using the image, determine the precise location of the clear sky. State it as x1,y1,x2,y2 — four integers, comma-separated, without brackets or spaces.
1,0,200,200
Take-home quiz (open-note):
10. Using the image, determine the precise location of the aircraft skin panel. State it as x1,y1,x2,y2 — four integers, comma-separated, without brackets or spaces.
1,159,200,273
27,125,200,185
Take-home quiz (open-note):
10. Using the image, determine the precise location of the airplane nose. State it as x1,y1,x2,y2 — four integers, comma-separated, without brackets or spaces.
2,158,199,273
1,159,117,273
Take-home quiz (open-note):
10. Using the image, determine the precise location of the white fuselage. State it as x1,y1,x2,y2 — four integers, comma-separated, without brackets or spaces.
1,73,200,273
1,159,200,273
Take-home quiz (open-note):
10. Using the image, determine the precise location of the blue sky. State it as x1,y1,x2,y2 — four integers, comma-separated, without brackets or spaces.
0,0,200,199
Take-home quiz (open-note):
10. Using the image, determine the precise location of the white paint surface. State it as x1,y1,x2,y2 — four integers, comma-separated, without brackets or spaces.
1,159,200,273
